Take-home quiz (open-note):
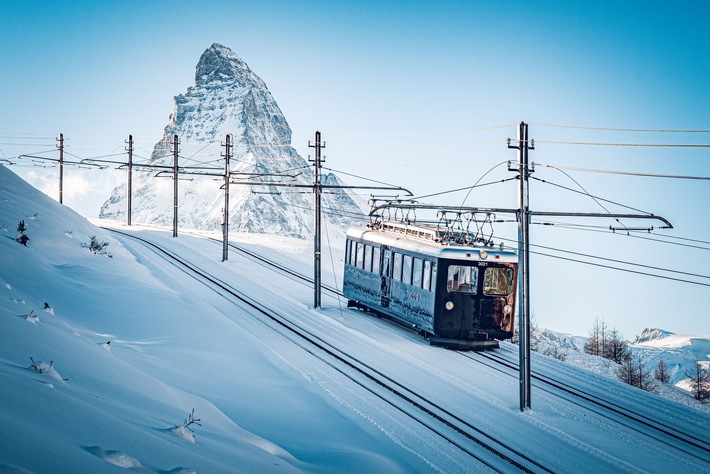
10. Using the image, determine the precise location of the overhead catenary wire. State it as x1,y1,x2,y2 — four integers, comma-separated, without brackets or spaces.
541,164,710,181
531,220,710,252
531,250,710,288
530,123,710,133
495,235,710,281
323,166,408,191
325,139,506,149
458,160,512,208
535,139,710,148
322,124,516,138
412,177,517,201
530,176,652,215
549,166,632,232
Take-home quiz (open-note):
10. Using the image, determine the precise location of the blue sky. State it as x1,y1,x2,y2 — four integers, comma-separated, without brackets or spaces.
1,1,709,338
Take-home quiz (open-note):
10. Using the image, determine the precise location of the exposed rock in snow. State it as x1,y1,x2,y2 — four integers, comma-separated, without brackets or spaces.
100,43,366,238
633,327,673,344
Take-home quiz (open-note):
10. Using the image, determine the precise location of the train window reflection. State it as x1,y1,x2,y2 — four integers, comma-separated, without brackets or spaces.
402,255,413,285
356,242,364,269
393,253,403,281
372,246,380,274
364,245,372,272
483,267,514,295
348,240,356,266
412,258,423,288
423,260,432,291
447,265,478,293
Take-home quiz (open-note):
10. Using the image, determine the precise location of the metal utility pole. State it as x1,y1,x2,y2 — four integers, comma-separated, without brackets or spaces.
222,134,232,262
57,133,64,204
172,134,179,238
509,121,534,411
223,136,411,304
127,134,133,226
309,131,325,308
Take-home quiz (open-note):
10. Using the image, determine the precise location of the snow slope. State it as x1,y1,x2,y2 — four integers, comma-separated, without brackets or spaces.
2,164,709,473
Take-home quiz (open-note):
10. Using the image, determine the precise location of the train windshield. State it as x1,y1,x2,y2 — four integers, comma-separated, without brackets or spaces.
483,267,514,295
447,265,478,294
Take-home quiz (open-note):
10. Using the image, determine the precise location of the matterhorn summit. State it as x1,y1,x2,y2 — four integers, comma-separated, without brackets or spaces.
100,43,365,238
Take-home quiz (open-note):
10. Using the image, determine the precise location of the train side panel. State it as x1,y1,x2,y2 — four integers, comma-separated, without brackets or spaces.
386,277,436,332
343,266,436,334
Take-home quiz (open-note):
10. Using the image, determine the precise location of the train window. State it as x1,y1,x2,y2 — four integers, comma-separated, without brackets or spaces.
402,255,413,285
412,258,423,288
356,242,365,269
364,245,373,272
447,265,478,294
345,239,351,265
483,267,514,295
372,246,381,274
392,253,403,281
382,249,391,277
423,260,432,291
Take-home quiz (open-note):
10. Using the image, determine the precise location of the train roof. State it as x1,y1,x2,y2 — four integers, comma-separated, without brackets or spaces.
346,224,518,263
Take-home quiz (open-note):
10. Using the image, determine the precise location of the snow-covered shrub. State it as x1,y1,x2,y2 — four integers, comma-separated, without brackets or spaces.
16,220,29,246
29,357,67,382
82,236,112,257
25,310,39,324
29,357,52,373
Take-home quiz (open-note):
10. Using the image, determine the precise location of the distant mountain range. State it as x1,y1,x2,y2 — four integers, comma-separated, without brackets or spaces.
100,43,365,238
536,326,710,397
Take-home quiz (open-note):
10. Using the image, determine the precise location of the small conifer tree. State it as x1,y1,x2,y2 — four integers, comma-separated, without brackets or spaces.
653,359,671,384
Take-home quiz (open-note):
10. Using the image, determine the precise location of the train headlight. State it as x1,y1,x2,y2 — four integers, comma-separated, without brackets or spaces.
479,250,488,259
503,304,512,315
445,301,454,310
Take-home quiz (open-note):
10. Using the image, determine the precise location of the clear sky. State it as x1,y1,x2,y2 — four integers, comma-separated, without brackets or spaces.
1,0,709,338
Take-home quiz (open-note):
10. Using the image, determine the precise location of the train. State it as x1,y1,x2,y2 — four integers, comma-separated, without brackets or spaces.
343,221,518,350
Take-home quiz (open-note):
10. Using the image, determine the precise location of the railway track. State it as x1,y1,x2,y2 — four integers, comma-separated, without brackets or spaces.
107,227,554,473
460,349,710,464
209,234,710,458
203,233,710,463
201,234,710,457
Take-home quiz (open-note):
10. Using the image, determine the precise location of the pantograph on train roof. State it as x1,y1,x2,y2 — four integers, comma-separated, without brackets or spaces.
367,198,502,248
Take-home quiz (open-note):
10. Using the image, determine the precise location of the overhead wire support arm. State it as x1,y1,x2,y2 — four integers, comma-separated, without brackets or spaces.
529,211,673,229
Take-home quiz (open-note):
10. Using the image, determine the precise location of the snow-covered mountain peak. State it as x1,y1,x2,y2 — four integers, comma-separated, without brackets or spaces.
633,328,673,344
100,44,365,238
195,43,267,91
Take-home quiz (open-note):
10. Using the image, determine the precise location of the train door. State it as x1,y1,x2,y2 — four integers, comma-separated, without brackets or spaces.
435,262,480,338
380,246,392,308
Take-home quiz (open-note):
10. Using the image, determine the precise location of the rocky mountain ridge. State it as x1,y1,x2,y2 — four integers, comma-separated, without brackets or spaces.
100,43,365,238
